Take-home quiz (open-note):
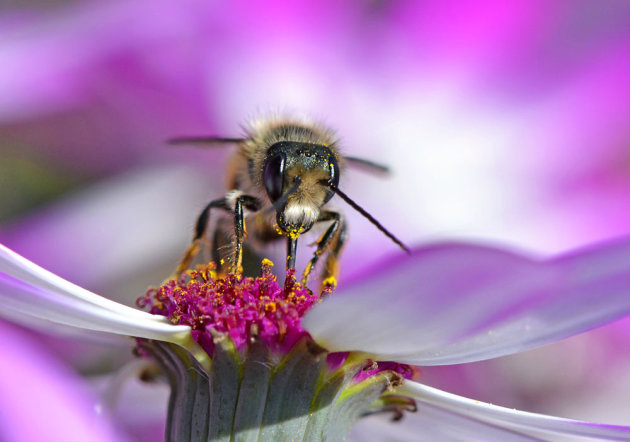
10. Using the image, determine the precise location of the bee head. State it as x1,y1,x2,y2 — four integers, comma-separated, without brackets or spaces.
263,141,339,234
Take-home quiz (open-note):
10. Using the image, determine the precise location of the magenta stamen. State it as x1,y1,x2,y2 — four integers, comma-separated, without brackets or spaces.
138,260,414,382
138,261,319,355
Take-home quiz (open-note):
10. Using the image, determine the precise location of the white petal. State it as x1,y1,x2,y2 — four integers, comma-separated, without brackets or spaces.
0,321,127,442
351,407,539,442
0,243,168,323
0,313,132,346
400,381,630,440
0,270,190,342
303,239,630,365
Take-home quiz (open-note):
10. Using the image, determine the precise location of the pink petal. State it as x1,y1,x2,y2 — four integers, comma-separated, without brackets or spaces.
303,238,630,365
0,321,126,442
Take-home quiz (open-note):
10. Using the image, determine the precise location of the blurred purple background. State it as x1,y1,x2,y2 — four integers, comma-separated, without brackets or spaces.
1,0,630,438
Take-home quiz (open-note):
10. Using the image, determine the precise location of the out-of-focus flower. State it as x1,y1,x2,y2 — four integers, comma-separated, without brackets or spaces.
0,320,125,442
2,237,630,440
2,0,630,436
2,0,630,250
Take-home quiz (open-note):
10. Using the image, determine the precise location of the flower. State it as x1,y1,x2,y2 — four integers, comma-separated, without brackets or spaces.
0,320,125,442
3,236,630,440
2,0,630,437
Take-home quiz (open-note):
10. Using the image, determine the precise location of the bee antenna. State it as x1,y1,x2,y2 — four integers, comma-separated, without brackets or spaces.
328,182,410,253
167,137,246,146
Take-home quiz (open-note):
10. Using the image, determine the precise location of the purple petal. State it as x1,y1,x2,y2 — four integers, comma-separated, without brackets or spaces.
91,360,168,441
400,381,630,440
0,1,208,123
303,238,630,365
0,321,125,442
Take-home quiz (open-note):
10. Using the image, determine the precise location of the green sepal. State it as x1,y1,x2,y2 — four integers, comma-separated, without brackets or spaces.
303,358,371,440
139,337,412,442
258,338,326,441
232,340,271,442
142,341,211,442
207,334,241,441
329,372,402,437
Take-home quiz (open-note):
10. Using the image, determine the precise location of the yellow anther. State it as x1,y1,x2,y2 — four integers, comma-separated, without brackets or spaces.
262,258,274,267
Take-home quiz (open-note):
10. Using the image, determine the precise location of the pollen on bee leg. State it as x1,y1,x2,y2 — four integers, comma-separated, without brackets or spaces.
322,276,337,289
320,276,337,297
301,261,314,284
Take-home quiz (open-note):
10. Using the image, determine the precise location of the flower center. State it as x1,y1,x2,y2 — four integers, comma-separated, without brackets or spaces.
137,259,416,441
138,259,325,355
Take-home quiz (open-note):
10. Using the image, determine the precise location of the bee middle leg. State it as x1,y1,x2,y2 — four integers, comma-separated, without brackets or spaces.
174,194,261,276
210,217,234,275
173,198,229,276
302,210,347,286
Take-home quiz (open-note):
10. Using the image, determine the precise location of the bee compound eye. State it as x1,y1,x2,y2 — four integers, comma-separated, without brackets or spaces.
263,153,285,202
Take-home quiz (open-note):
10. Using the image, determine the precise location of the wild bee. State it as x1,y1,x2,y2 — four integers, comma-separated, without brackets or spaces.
170,116,408,285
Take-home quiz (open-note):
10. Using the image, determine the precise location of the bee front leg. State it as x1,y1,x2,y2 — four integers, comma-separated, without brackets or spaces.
173,198,230,276
232,195,261,275
302,210,347,287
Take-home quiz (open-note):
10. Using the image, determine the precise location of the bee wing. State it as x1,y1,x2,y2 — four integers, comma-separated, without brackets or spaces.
342,156,391,176
167,137,246,146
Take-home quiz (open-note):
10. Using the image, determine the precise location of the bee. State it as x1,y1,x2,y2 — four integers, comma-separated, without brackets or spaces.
170,116,408,285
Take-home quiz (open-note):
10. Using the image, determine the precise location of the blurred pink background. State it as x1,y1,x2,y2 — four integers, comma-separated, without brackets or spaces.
1,0,630,438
